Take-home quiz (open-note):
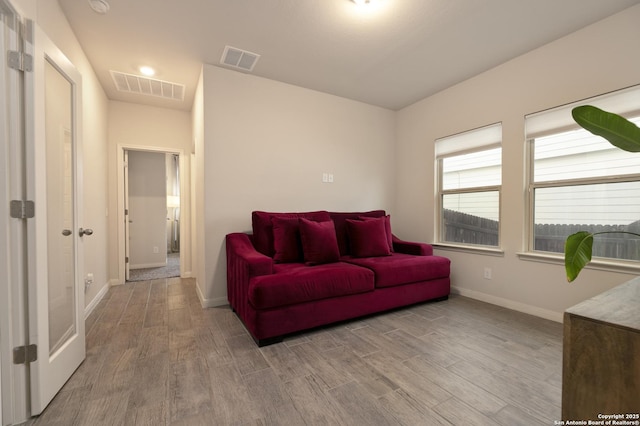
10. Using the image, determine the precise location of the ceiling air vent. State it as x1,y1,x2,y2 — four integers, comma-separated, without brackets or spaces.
110,71,185,101
221,46,260,72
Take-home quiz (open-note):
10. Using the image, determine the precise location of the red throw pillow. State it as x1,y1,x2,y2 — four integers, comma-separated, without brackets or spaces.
360,215,393,252
272,217,302,263
299,218,340,265
346,217,392,258
251,210,331,256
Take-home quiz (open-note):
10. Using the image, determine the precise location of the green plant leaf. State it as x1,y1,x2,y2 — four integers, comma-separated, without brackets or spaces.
564,231,594,282
572,105,640,153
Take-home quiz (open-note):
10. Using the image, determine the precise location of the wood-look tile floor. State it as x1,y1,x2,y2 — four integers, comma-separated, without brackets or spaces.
29,278,563,425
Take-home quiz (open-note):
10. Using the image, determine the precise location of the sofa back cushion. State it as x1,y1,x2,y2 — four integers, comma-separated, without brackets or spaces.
346,217,392,258
272,217,303,263
360,215,393,253
299,218,340,265
252,210,330,257
329,210,386,256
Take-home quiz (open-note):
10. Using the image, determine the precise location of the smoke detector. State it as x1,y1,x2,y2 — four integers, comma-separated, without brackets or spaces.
88,0,110,14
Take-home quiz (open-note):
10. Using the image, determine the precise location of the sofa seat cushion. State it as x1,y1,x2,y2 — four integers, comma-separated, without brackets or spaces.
248,262,374,310
342,253,450,288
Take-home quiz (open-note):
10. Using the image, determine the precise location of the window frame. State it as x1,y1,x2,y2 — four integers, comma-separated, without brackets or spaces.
435,123,503,252
524,85,640,270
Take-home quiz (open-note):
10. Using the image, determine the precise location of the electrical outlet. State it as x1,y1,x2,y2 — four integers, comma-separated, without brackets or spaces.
322,173,328,183
483,267,492,280
328,173,334,183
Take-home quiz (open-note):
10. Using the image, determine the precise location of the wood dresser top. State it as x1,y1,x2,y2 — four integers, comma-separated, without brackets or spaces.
565,276,640,332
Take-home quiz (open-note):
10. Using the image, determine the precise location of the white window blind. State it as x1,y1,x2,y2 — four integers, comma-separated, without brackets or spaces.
436,122,502,158
526,84,640,139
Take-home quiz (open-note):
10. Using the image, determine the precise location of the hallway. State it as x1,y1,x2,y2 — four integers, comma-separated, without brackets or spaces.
127,253,180,282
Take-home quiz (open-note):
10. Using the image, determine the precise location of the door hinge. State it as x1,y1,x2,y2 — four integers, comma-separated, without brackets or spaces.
13,344,37,365
10,200,35,219
7,50,33,72
125,256,129,263
124,209,128,215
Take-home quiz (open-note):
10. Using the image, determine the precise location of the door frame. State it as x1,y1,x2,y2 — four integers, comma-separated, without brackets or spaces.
0,1,29,423
116,144,186,285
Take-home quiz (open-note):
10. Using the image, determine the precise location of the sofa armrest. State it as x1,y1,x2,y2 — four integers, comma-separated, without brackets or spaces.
392,234,433,256
226,233,273,277
226,233,273,310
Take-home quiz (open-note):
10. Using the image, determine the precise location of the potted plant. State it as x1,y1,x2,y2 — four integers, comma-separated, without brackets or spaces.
564,105,640,281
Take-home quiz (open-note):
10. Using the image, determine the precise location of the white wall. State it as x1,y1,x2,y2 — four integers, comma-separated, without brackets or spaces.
395,4,640,321
107,101,192,282
127,151,167,268
198,65,396,306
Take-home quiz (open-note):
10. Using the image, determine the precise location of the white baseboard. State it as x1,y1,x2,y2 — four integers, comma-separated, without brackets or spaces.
84,282,109,320
195,281,227,308
109,278,123,286
451,286,563,323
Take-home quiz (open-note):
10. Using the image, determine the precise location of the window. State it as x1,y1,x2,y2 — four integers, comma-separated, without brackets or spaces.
526,85,640,262
436,123,502,248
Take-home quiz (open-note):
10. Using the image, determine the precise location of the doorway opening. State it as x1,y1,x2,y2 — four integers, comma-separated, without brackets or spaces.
124,149,181,282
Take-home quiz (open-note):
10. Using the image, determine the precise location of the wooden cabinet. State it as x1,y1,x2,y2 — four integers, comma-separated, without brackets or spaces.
562,277,640,420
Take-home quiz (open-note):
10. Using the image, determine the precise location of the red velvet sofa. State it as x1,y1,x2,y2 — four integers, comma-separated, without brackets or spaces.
226,210,451,346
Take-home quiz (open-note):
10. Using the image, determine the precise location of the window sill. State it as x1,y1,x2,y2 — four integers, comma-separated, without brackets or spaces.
517,251,640,276
432,243,504,257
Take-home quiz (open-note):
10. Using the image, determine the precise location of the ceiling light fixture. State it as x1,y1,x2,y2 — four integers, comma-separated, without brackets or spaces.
88,0,110,14
352,0,370,4
139,66,156,76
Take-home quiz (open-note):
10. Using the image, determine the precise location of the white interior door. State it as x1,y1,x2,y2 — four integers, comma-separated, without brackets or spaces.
25,23,85,415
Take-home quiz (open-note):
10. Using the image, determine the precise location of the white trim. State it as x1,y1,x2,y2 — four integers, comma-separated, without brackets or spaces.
1,4,30,422
433,244,504,256
517,251,640,276
116,144,188,286
451,285,563,323
83,282,108,320
200,297,228,309
195,281,227,308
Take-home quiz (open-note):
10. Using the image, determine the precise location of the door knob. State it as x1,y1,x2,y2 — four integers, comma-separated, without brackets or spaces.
79,228,93,237
62,229,72,236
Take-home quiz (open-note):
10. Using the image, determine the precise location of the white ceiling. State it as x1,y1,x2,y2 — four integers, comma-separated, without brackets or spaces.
58,0,640,112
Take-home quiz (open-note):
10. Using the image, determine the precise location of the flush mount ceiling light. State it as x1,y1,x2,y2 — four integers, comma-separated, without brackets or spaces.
88,0,110,14
139,66,155,77
352,0,370,4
